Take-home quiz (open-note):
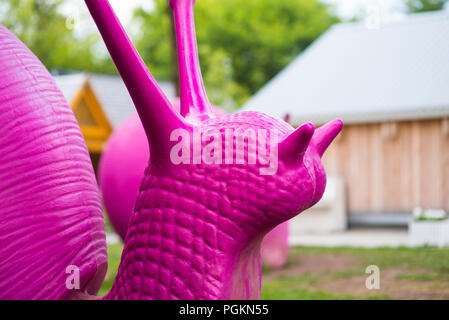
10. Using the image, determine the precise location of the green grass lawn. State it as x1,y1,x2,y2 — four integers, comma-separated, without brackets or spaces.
99,244,449,299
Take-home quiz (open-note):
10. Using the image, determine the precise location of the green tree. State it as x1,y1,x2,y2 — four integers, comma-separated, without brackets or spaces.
133,0,338,109
405,0,448,12
0,0,112,73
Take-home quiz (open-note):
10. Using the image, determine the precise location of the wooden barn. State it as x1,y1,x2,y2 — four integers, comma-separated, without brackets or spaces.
53,73,176,170
243,11,449,223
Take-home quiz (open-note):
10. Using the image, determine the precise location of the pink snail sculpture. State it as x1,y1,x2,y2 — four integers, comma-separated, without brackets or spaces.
0,0,342,300
100,104,289,269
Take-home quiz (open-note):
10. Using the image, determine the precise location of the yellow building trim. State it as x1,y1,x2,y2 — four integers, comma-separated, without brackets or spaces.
86,140,106,153
69,79,113,153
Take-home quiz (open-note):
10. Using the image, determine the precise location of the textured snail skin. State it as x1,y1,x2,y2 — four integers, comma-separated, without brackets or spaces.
100,120,290,273
99,106,290,269
101,110,342,299
0,25,107,300
99,100,224,240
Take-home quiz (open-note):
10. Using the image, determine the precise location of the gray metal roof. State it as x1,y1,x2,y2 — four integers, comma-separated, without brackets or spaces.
243,11,449,125
54,73,176,128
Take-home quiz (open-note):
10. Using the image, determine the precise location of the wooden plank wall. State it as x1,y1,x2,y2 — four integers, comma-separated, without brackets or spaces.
321,118,449,214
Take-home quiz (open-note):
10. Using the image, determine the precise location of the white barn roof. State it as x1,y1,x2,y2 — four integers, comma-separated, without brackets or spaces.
54,73,176,128
243,11,449,125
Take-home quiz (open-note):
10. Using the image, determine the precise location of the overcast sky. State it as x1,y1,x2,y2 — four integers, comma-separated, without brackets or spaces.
111,0,405,22
67,0,406,29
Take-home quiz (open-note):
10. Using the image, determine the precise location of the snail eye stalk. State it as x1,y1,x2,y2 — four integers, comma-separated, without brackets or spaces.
170,0,212,119
313,119,343,158
279,122,315,164
85,0,192,165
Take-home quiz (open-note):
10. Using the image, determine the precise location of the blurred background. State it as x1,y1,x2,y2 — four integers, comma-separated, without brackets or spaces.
1,0,448,299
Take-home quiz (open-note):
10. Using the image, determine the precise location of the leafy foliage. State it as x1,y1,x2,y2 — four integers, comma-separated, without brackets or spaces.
405,0,448,12
133,0,339,109
0,0,113,73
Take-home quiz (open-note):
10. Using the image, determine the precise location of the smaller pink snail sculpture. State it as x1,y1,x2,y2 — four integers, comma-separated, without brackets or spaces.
100,102,289,269
0,0,342,300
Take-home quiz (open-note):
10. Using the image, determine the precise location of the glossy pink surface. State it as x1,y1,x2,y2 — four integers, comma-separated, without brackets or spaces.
0,25,107,299
99,113,148,239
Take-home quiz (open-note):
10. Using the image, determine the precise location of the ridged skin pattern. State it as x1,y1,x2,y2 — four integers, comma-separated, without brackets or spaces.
105,112,326,300
100,109,291,269
0,25,107,300
99,100,225,240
